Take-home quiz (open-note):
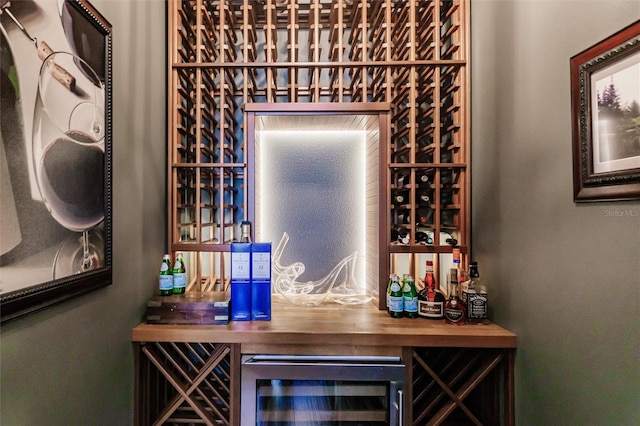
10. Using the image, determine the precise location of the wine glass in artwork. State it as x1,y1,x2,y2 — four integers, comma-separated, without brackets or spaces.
32,51,106,278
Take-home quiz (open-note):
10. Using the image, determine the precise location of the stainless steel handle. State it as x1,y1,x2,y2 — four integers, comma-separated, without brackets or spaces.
243,354,401,363
398,389,404,426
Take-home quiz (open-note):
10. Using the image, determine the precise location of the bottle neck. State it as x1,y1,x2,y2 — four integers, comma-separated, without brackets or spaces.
449,268,459,298
424,272,435,289
449,283,458,300
240,221,252,243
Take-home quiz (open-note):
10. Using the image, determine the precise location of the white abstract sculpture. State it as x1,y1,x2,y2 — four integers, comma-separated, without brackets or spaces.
272,233,373,306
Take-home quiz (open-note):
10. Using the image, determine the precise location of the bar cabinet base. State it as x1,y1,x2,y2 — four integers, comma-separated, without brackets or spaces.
133,303,516,425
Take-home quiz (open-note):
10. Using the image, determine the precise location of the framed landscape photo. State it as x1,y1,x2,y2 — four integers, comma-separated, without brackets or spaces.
0,0,112,323
571,20,640,202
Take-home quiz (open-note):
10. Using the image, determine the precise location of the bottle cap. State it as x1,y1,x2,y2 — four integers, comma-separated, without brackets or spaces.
452,248,461,262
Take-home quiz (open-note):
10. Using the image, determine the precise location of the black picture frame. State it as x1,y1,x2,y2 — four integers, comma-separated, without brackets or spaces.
570,20,640,202
0,0,112,323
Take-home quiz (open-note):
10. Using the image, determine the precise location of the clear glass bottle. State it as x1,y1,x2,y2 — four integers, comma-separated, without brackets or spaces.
452,247,467,298
158,254,173,296
418,260,445,320
240,220,252,243
172,252,186,294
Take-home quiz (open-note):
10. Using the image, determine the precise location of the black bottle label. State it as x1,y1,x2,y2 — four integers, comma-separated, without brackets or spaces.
418,300,443,319
467,293,488,319
444,307,464,323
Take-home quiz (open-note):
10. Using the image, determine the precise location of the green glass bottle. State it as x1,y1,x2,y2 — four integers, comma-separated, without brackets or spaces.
158,254,173,296
402,275,419,318
172,252,186,294
388,274,404,318
386,274,394,314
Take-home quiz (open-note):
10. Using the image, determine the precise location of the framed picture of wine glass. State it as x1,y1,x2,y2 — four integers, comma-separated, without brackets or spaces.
570,20,640,202
0,0,112,323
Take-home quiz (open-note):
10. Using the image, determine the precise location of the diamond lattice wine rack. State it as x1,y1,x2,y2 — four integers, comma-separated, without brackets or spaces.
168,0,470,299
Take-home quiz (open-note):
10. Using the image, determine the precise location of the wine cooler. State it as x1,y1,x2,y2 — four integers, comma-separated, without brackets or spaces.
241,355,405,425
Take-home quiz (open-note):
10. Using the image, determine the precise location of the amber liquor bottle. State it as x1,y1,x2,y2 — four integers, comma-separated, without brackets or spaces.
418,260,445,320
444,268,466,325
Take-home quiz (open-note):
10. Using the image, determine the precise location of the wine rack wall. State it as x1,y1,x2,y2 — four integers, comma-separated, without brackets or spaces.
168,0,470,293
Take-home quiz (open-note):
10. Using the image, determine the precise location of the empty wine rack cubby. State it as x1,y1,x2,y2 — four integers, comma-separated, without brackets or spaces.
168,0,470,292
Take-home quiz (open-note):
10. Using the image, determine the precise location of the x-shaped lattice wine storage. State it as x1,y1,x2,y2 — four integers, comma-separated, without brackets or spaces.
135,342,239,425
135,342,514,425
411,347,515,425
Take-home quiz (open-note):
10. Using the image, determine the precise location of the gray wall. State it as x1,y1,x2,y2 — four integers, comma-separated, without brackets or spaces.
0,1,166,424
1,1,639,425
472,1,640,425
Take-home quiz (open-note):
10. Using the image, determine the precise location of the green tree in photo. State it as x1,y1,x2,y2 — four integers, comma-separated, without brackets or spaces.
597,79,640,162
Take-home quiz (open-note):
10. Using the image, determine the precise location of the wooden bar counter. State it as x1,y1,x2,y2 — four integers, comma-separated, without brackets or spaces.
132,299,516,348
132,299,516,425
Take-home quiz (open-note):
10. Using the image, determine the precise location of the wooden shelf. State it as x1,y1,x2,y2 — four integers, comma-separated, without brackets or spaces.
167,0,470,296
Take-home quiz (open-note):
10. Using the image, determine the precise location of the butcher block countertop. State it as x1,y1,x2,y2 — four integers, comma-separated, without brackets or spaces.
132,298,517,349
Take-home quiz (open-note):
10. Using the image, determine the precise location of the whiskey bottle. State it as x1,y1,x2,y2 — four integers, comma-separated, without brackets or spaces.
461,260,476,305
418,260,445,319
466,261,488,324
444,268,466,325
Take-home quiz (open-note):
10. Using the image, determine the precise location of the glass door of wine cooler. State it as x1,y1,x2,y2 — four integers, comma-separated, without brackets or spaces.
241,355,405,426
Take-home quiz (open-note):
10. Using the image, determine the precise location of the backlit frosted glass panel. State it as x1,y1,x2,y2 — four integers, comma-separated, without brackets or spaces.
258,131,366,287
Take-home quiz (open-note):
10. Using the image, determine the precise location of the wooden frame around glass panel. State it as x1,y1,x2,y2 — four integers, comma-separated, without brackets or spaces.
0,0,112,323
571,20,640,202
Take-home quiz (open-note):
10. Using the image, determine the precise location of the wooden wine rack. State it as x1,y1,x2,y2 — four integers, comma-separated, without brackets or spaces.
135,342,238,425
167,0,470,292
